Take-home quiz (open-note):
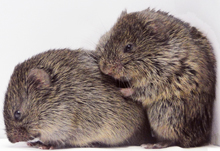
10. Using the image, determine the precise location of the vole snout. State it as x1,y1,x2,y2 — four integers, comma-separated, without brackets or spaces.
8,127,31,143
99,59,123,79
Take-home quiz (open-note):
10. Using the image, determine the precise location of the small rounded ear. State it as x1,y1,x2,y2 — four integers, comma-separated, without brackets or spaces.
146,19,169,42
117,9,127,20
27,68,51,90
190,27,202,39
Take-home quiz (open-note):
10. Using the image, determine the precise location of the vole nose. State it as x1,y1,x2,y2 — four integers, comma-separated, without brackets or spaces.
100,60,122,77
100,60,113,75
8,127,30,143
104,67,113,76
9,135,20,143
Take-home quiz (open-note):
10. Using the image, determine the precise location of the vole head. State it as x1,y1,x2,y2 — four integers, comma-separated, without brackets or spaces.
4,65,51,143
96,9,184,82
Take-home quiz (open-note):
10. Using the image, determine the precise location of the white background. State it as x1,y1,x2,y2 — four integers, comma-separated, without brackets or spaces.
0,0,219,150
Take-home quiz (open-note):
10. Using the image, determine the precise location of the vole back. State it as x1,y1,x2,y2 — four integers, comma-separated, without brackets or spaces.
4,49,151,149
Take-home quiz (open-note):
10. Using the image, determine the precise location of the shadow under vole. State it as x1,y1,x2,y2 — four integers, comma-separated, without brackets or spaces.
3,49,152,149
96,8,216,148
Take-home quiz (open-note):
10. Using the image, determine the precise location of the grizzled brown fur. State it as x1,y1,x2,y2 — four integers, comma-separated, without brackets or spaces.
4,49,152,149
96,8,216,148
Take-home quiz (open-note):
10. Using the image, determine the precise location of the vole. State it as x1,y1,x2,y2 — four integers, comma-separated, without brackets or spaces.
3,49,152,149
96,8,216,148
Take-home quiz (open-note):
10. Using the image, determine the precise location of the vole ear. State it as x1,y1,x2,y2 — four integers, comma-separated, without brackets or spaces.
27,68,51,90
146,19,169,42
118,9,127,20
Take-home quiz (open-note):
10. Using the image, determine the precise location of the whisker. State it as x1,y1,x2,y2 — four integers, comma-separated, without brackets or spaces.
30,129,40,132
83,50,99,63
133,63,149,83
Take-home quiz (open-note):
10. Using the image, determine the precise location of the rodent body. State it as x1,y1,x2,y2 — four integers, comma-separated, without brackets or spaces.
96,8,216,148
4,49,151,149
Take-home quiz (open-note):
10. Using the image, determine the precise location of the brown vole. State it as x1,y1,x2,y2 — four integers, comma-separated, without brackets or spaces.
3,49,152,149
96,8,216,148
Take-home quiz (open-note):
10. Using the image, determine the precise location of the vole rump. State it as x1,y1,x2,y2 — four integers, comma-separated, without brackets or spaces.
96,8,216,148
4,49,151,149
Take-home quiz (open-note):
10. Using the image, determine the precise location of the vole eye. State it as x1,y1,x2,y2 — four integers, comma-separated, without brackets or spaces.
124,44,133,53
14,110,21,120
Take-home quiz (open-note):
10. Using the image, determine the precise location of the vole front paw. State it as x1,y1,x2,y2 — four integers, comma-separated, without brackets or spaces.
120,88,134,97
141,141,175,149
27,141,54,150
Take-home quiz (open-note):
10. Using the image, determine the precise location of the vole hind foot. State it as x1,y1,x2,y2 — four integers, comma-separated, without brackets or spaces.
141,141,175,149
27,141,54,150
